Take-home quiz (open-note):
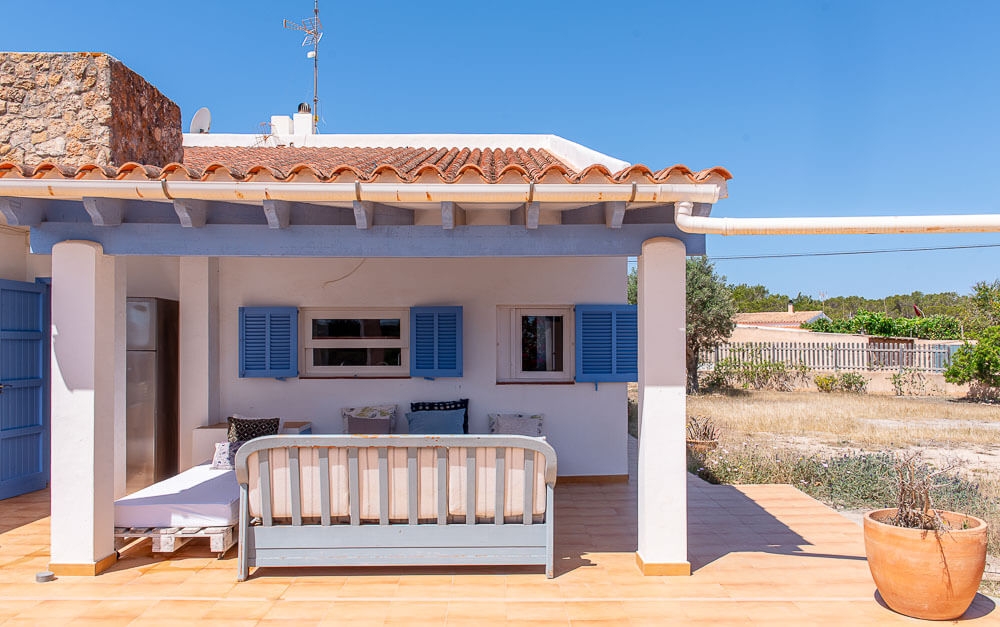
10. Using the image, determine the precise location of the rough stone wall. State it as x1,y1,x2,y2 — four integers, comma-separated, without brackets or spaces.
0,52,182,167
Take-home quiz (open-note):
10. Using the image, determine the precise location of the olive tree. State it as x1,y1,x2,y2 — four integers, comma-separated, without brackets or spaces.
685,257,736,393
628,257,736,392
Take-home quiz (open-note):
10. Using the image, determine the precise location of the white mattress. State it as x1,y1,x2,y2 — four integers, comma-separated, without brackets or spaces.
115,463,240,528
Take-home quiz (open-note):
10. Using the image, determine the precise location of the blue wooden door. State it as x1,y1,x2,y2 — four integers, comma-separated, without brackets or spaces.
0,279,49,500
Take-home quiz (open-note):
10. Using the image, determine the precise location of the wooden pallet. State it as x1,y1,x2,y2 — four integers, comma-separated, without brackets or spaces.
115,524,237,558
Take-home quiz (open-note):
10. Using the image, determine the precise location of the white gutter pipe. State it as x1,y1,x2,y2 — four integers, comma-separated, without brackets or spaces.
673,202,1000,235
0,179,722,204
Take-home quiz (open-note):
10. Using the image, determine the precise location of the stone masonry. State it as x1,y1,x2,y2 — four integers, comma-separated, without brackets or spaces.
0,52,182,167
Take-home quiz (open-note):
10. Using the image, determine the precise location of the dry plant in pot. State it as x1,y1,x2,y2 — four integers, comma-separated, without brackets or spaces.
685,415,720,455
863,451,988,620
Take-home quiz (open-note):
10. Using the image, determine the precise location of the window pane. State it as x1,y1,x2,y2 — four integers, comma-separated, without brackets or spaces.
312,318,401,339
312,348,402,367
521,315,563,372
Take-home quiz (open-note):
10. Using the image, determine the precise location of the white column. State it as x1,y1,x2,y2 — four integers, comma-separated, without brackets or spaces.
636,237,689,575
49,240,125,575
179,257,220,469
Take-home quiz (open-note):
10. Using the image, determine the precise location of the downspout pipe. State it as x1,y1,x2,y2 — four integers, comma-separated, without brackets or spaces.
673,202,1000,235
0,179,722,205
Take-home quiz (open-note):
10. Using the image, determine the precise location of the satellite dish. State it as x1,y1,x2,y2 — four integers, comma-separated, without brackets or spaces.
189,107,212,134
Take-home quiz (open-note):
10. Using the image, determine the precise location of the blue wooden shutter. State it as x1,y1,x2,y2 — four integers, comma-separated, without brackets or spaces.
410,306,463,378
239,307,298,378
575,304,638,382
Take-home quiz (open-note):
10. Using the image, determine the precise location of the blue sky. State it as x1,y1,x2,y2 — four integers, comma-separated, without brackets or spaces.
3,1,997,299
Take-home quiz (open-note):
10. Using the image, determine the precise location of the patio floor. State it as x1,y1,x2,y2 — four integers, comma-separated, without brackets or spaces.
0,473,995,625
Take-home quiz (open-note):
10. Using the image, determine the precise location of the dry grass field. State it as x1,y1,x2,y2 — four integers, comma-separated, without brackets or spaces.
687,390,1000,474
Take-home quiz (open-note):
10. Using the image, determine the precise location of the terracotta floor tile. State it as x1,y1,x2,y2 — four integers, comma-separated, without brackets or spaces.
206,599,275,620
2,473,999,626
506,601,569,621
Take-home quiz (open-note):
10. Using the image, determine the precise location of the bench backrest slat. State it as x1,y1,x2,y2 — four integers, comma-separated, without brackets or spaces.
289,447,302,526
348,448,360,526
378,447,390,526
523,452,534,526
407,447,418,525
318,447,331,526
495,448,505,526
259,452,272,527
465,447,476,525
436,447,448,525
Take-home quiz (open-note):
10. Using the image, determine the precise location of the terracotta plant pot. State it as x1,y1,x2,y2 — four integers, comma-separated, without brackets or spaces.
686,440,718,455
863,508,988,620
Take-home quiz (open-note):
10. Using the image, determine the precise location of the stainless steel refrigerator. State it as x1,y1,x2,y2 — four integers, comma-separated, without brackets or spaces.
126,297,179,493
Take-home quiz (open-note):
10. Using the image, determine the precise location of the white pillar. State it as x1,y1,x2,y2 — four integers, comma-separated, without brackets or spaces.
49,240,125,575
636,237,689,575
179,257,220,469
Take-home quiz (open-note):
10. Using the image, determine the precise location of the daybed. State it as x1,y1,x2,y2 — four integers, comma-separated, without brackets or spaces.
114,463,240,557
233,434,558,580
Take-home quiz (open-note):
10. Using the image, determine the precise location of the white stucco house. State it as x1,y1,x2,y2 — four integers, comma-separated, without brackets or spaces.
0,52,733,577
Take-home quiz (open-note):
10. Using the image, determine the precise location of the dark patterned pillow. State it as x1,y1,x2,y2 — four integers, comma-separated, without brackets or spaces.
227,416,280,442
410,399,469,433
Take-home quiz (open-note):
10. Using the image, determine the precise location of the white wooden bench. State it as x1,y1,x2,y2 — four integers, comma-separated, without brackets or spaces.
233,434,557,581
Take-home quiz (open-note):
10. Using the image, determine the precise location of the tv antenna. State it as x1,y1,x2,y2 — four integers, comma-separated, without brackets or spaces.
283,0,323,133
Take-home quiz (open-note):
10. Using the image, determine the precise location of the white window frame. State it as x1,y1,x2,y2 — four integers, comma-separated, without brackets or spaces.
300,308,409,377
496,305,574,382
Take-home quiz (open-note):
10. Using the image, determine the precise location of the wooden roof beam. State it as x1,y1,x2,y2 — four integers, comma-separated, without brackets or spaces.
263,200,291,229
83,197,126,227
0,197,47,226
173,199,208,228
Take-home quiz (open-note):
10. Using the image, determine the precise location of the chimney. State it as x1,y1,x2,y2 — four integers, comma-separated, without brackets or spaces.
0,52,182,167
788,300,794,314
293,102,313,136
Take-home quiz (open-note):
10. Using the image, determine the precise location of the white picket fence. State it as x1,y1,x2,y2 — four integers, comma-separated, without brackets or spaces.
700,341,960,373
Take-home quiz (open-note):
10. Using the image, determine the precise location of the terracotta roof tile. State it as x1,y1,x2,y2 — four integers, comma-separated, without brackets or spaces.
0,145,732,185
733,311,828,327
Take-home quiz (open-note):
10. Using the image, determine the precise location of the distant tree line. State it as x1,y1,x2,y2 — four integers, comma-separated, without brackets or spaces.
626,265,1000,397
728,280,999,337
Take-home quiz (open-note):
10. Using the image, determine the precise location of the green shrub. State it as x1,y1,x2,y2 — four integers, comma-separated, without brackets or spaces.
839,372,869,393
804,310,963,340
814,372,868,394
891,368,927,396
706,347,809,391
945,326,1000,391
814,374,839,393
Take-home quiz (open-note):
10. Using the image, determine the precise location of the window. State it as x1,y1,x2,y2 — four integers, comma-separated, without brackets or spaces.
497,306,574,382
300,308,408,377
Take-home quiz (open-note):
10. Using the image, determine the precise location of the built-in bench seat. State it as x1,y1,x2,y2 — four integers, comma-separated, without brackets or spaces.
234,434,558,580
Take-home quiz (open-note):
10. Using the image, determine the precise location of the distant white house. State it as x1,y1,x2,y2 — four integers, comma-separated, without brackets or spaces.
0,53,731,578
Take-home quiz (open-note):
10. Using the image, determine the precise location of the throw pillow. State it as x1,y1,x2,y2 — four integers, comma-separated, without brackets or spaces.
410,399,469,433
210,441,244,470
405,408,466,435
341,405,397,433
488,413,545,437
227,416,281,442
344,416,391,434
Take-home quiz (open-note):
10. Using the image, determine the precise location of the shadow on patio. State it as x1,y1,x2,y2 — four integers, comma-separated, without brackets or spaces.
0,470,996,624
